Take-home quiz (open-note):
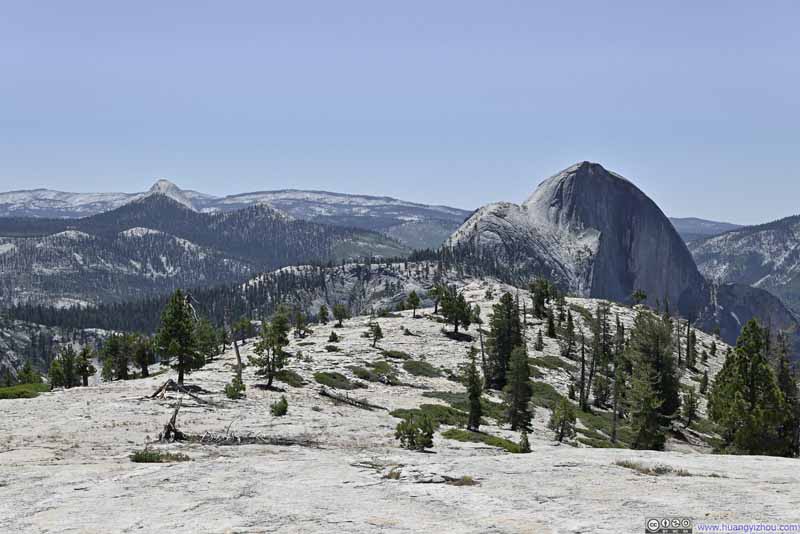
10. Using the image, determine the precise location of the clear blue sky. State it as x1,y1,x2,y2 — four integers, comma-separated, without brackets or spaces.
1,1,798,224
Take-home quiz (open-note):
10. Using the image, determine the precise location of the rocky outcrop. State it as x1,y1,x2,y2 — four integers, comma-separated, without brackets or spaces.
450,162,706,310
448,161,799,347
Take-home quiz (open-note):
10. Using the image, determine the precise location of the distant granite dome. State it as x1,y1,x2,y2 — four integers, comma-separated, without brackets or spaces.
450,161,706,310
144,179,197,210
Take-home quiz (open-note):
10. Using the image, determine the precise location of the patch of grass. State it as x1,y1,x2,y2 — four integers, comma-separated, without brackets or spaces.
530,381,565,409
347,364,399,385
403,360,442,378
422,391,505,422
390,404,468,428
313,371,365,390
130,449,190,463
614,460,691,477
325,345,342,353
576,409,634,447
577,436,615,448
440,428,521,453
367,360,396,375
0,383,49,400
381,349,411,360
275,369,306,388
530,355,577,374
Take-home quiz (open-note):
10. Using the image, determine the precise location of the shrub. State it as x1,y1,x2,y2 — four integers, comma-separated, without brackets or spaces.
348,364,398,385
403,360,442,377
531,381,565,409
395,415,434,451
0,383,49,400
224,376,246,399
130,449,190,463
382,349,411,360
313,371,365,390
275,369,306,387
271,395,289,416
328,331,340,343
440,428,521,453
422,391,505,422
325,345,341,353
391,404,468,428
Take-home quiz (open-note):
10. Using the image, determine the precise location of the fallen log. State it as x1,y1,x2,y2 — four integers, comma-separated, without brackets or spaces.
318,387,388,411
149,378,214,405
188,432,319,447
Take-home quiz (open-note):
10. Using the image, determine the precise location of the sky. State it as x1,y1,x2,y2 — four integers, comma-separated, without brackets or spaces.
1,1,798,225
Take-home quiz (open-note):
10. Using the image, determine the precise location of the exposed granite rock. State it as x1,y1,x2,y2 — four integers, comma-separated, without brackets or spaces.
448,161,799,348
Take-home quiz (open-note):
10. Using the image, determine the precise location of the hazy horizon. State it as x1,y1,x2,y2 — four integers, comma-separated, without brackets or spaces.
2,1,798,225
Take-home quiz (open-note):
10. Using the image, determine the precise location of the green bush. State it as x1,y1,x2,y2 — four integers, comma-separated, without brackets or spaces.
403,360,442,377
530,381,565,409
275,369,306,387
395,415,434,451
271,395,289,416
325,345,341,353
422,391,505,422
381,349,411,360
313,371,365,390
224,376,246,399
0,383,49,400
440,428,521,453
130,449,190,463
390,404,468,428
348,364,399,385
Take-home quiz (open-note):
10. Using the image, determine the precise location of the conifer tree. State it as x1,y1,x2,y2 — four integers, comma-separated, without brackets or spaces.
194,318,219,364
560,310,576,359
627,355,665,450
17,360,40,384
682,387,699,427
773,333,798,457
546,312,556,338
318,304,329,325
504,345,532,430
441,288,471,334
333,304,349,327
534,329,544,351
155,289,199,385
77,346,96,387
485,292,523,390
370,322,383,348
709,320,788,456
627,310,680,419
699,369,709,394
465,347,482,431
250,308,291,389
132,336,152,378
548,397,577,442
685,328,697,370
407,291,420,318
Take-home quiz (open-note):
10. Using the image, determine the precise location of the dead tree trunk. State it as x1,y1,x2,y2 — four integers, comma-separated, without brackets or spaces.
159,398,186,442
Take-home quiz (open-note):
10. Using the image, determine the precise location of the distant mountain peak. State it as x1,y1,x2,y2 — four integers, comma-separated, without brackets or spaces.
143,179,196,211
148,178,181,194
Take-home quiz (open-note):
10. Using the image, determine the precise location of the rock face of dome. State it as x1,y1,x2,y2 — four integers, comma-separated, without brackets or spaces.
450,161,705,309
